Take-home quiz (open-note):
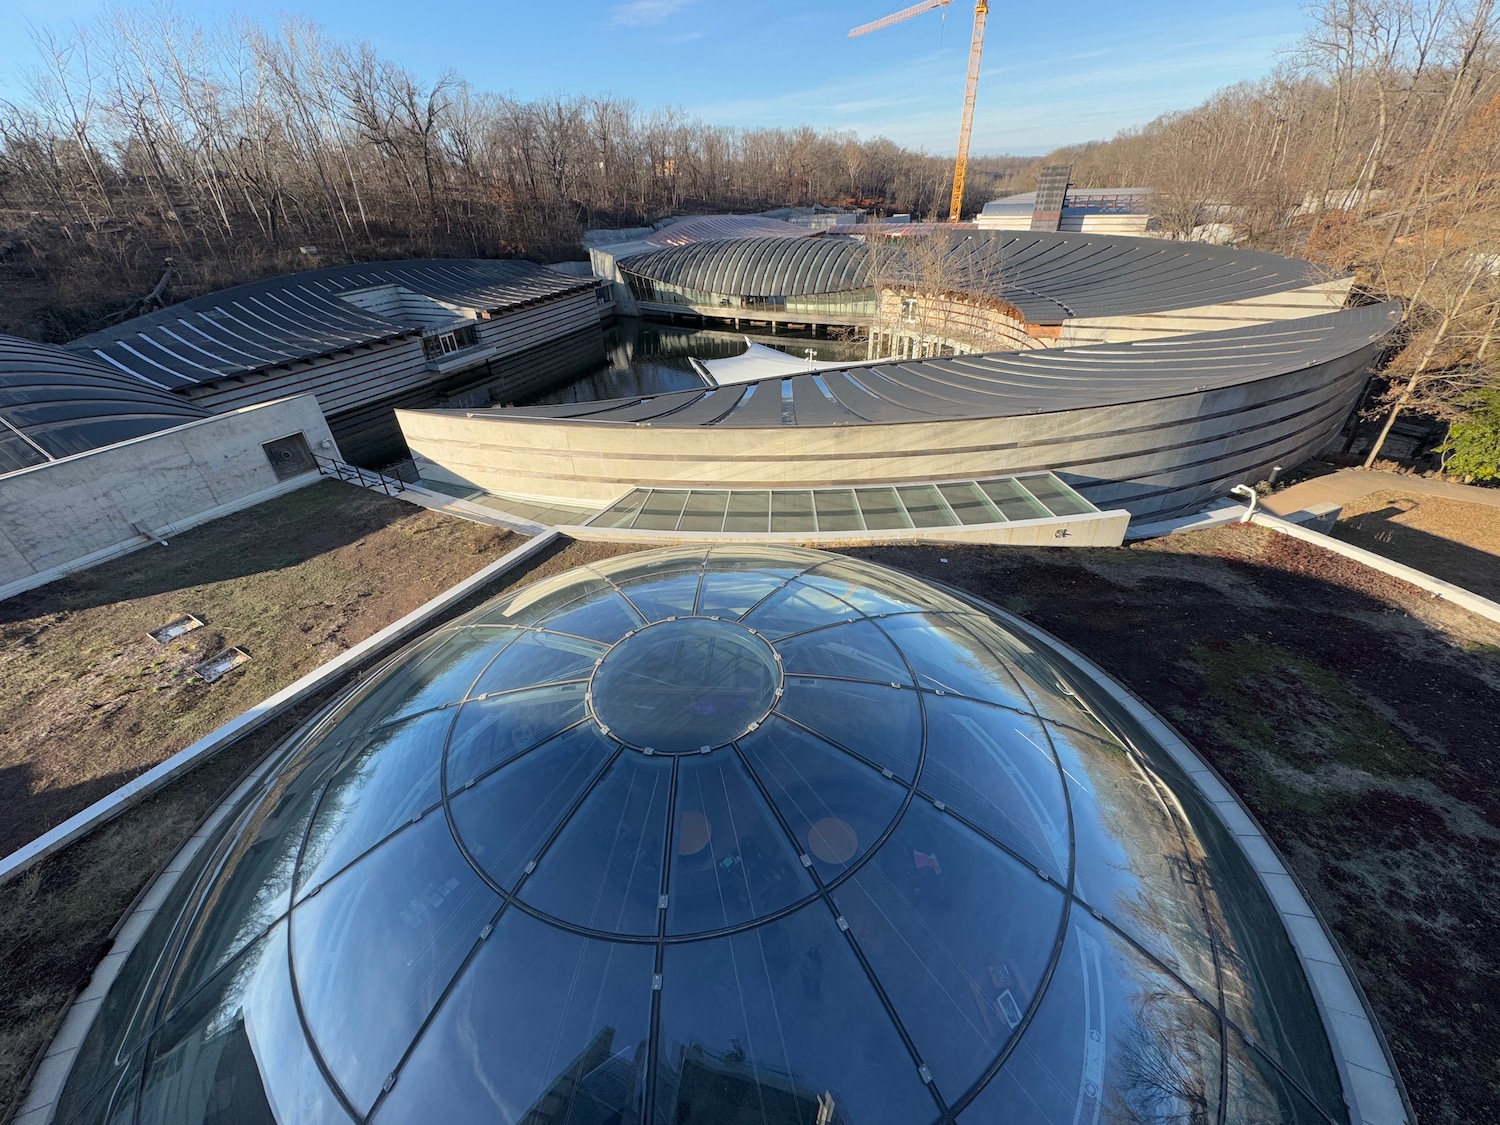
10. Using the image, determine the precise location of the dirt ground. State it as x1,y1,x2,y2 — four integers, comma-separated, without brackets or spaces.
857,526,1500,1125
1331,489,1500,601
0,480,520,857
0,535,638,1122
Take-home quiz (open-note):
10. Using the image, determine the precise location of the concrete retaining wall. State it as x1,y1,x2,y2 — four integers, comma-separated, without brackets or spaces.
0,394,338,601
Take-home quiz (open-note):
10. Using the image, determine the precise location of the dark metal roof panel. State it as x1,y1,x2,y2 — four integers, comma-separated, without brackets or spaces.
647,215,815,246
0,334,211,473
937,233,1330,321
621,237,872,296
622,230,1332,324
67,260,592,388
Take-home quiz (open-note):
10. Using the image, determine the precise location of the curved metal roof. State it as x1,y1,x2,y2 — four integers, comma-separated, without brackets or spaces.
0,334,210,474
53,547,1353,1125
622,230,1334,323
485,302,1401,430
647,214,814,246
924,230,1330,321
621,236,872,297
66,260,593,390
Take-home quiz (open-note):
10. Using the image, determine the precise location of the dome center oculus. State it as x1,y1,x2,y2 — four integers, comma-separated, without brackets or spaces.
590,617,780,753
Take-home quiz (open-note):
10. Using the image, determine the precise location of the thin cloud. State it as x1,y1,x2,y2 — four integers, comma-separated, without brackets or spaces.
612,0,696,26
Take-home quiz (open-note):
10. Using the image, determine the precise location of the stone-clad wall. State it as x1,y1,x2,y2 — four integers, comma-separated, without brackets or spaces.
397,341,1381,523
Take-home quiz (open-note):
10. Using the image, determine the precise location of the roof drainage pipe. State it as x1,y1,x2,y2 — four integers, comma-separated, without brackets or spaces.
1230,483,1258,522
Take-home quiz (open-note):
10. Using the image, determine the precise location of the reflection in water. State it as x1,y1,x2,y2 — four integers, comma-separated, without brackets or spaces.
330,319,868,467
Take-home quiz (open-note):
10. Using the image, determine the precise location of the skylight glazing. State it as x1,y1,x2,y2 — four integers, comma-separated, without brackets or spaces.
589,474,1093,535
53,546,1349,1125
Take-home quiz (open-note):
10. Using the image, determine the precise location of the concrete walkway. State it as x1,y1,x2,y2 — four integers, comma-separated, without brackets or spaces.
1263,468,1500,516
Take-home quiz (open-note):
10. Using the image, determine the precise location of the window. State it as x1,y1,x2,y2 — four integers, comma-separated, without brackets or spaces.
422,323,479,362
900,296,919,322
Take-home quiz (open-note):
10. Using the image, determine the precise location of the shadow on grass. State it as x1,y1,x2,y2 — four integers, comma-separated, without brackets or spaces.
1334,501,1500,601
0,481,415,623
0,763,148,853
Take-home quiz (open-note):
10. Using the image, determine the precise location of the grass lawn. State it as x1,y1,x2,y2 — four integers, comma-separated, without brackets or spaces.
1331,489,1500,601
858,524,1500,1124
0,479,520,857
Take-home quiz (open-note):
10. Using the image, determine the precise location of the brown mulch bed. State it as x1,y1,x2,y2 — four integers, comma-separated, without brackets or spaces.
856,525,1500,1124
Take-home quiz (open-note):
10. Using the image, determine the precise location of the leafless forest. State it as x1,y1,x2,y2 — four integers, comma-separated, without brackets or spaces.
0,9,1025,338
1040,0,1500,462
1,2,1498,464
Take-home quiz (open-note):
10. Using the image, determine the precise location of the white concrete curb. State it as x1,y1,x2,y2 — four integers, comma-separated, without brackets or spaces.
0,530,560,886
1249,510,1500,627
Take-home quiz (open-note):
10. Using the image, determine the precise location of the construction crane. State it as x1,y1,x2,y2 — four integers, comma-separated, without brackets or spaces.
849,0,989,223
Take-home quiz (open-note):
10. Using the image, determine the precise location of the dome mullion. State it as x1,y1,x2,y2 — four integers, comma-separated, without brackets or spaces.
939,644,1084,1115
729,741,952,1123
364,896,510,1123
770,706,912,779
441,714,591,811
641,754,681,1125
731,556,826,622
281,782,367,1124
444,737,623,899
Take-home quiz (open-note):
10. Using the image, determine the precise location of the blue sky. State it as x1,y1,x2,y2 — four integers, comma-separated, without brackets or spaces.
0,0,1313,155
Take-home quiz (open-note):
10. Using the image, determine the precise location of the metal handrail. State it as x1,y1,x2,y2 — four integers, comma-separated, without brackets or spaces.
313,454,407,497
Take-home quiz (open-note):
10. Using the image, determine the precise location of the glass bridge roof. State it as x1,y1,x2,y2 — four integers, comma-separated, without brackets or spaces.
55,547,1348,1125
590,474,1095,535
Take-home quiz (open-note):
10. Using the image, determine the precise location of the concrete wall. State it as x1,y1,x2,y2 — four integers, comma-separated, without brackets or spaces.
398,342,1381,522
0,394,338,601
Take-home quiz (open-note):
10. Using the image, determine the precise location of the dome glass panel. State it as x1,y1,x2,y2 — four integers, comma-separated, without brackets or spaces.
774,675,923,779
590,617,781,751
54,546,1352,1125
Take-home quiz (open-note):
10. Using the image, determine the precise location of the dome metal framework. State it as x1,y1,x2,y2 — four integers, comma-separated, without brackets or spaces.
54,547,1351,1125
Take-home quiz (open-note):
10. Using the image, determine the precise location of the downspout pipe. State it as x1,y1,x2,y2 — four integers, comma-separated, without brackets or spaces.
1230,484,1258,523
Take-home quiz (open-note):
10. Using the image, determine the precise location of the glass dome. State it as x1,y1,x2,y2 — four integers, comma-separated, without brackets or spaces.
53,546,1350,1125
